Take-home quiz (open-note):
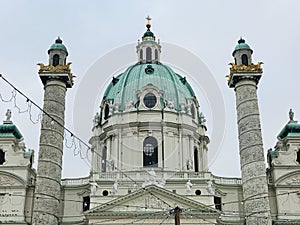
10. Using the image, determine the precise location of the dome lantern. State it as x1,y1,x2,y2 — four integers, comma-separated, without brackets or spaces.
232,37,253,66
48,37,68,66
136,16,161,64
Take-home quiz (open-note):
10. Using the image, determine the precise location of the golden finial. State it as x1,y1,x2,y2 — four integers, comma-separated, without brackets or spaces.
145,15,151,30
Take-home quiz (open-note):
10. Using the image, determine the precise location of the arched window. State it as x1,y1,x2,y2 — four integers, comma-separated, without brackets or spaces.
0,149,5,165
104,104,109,120
146,47,152,63
143,137,158,167
102,146,107,172
191,104,196,119
53,54,60,66
140,49,143,61
297,149,300,164
155,49,158,60
194,147,199,172
241,54,248,66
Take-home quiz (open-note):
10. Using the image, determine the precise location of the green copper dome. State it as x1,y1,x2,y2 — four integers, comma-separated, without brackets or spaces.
104,63,195,111
48,37,68,55
277,122,300,140
232,38,253,56
0,122,23,139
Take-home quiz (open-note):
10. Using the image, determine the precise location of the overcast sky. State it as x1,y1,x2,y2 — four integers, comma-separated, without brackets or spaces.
0,0,299,178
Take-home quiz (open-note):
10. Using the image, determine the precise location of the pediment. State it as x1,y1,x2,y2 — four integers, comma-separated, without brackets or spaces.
276,171,300,186
86,185,219,217
0,171,26,187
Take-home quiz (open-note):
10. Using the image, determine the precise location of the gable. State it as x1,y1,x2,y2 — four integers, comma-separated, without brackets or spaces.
86,185,219,217
0,171,26,187
276,171,300,186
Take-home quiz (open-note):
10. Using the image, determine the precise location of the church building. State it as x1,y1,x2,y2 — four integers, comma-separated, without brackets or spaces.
0,18,300,225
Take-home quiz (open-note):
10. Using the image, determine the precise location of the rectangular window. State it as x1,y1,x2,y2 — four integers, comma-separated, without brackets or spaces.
214,196,222,211
83,196,90,212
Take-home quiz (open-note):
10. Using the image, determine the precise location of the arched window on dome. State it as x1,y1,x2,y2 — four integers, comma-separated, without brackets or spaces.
143,137,158,167
102,146,107,172
194,147,199,172
0,149,5,165
155,49,158,61
146,47,152,63
241,54,248,66
53,54,60,66
104,104,109,120
297,149,300,164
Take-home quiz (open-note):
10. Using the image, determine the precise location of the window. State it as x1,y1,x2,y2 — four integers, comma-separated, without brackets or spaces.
0,150,5,165
214,196,222,211
195,190,201,195
191,104,195,119
143,137,158,167
140,49,143,61
102,146,107,172
104,104,109,120
297,149,300,164
143,93,157,108
146,47,152,63
194,147,199,172
83,196,90,211
241,54,248,66
53,54,60,66
155,49,158,60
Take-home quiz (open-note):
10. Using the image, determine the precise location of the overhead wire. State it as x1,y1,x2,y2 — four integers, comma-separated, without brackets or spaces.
1,74,300,223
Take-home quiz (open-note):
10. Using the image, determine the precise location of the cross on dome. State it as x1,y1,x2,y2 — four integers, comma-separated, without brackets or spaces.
145,15,152,30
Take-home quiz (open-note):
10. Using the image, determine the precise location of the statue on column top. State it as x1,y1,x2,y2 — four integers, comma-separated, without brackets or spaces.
5,109,12,121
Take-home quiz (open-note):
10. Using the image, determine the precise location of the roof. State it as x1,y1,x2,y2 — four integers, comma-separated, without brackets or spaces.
232,38,253,56
0,122,23,139
48,37,68,55
85,185,219,216
277,121,300,140
103,63,196,111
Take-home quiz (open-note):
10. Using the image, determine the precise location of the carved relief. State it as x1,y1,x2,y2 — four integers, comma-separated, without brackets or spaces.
238,117,261,135
32,197,60,221
144,193,170,210
243,177,268,198
244,197,269,214
239,130,263,151
45,88,66,103
237,100,259,121
38,146,62,165
242,162,266,180
37,162,62,182
282,174,300,185
126,100,136,110
240,145,264,165
0,175,16,186
39,132,63,149
38,62,72,73
236,86,257,102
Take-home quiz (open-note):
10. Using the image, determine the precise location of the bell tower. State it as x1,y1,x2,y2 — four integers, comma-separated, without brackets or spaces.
32,38,74,225
227,38,271,225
